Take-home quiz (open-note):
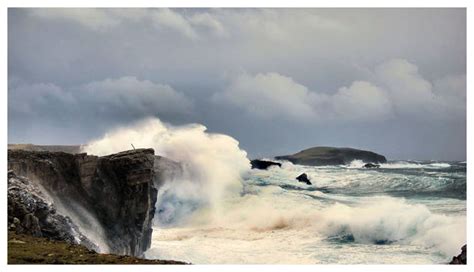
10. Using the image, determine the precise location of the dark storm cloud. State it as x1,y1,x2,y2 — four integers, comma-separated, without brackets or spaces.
8,8,466,160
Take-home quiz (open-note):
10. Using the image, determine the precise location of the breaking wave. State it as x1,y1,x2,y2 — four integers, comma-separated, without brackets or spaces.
81,117,466,264
345,159,451,169
82,117,250,226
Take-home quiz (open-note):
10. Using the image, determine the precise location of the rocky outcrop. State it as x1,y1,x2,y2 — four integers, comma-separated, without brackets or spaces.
8,170,97,251
449,244,466,264
250,159,282,170
363,163,380,169
296,173,312,185
8,148,161,257
276,146,387,166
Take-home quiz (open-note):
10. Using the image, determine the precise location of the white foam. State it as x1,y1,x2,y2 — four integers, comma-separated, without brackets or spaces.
344,160,451,169
146,190,465,263
82,117,250,225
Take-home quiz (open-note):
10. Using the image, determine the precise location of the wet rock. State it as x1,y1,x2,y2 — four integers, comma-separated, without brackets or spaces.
449,244,466,264
363,163,380,168
250,159,282,170
296,173,312,185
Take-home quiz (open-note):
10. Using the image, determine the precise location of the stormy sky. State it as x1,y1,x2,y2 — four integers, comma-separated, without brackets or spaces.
8,8,466,160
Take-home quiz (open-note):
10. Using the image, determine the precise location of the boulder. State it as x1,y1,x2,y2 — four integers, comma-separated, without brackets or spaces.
363,163,380,169
250,159,282,170
276,146,386,166
296,173,312,185
449,244,466,264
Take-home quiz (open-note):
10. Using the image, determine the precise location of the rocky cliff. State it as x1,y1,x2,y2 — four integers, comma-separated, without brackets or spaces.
8,170,97,251
8,148,164,257
449,244,466,264
275,146,387,166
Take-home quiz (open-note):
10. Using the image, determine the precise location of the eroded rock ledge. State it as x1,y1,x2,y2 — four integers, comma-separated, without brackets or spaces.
8,148,162,257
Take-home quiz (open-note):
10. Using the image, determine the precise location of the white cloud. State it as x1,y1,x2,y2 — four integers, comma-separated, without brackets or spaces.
213,72,318,120
30,9,120,31
331,81,393,121
28,8,346,42
189,12,228,37
151,9,199,40
214,72,391,122
215,59,465,123
374,59,466,119
29,8,229,40
375,58,435,115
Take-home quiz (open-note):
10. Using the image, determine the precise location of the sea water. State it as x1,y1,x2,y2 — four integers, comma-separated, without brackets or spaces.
145,160,466,264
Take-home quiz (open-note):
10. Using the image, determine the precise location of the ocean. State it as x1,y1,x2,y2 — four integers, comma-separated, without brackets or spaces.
145,160,466,264
81,118,466,264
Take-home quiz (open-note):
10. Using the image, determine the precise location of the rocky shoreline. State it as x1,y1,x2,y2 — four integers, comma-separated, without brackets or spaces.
7,145,466,265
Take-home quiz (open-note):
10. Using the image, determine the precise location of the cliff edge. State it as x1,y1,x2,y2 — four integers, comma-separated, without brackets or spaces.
8,148,160,257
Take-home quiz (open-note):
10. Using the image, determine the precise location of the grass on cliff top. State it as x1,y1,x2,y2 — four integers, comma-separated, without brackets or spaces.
8,232,187,264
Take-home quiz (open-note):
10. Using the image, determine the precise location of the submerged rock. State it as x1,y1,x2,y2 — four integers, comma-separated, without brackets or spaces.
8,148,161,257
449,244,466,264
363,163,380,169
296,173,312,185
250,159,282,170
276,146,386,166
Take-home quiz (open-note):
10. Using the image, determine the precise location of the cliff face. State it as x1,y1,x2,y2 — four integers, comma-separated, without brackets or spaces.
8,148,160,257
275,146,387,166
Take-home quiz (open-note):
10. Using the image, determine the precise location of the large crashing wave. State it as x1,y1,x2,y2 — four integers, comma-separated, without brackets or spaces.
82,117,465,260
318,197,465,255
82,117,250,226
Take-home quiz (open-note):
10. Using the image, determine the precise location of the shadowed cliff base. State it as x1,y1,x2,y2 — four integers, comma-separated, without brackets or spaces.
8,232,187,264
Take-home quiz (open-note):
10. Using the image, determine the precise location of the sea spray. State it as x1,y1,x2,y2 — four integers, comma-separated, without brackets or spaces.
82,117,250,225
146,184,466,263
82,118,465,263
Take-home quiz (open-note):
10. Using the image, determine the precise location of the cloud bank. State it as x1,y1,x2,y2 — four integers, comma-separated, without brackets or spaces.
8,8,466,160
215,59,464,123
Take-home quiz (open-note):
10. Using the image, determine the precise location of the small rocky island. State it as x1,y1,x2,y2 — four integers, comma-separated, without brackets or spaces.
275,146,387,166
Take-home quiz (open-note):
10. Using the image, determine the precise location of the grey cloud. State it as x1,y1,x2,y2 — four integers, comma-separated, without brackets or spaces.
30,8,121,31
9,76,194,143
29,8,227,40
8,8,466,160
77,77,194,117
